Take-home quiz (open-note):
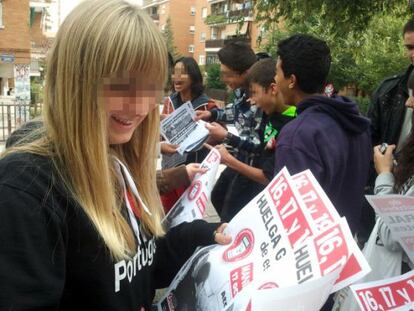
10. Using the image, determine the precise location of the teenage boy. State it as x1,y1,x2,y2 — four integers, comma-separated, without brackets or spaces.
196,40,265,221
210,58,296,188
273,34,371,236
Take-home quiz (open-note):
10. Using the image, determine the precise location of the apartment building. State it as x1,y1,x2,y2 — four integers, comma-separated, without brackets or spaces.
199,0,259,65
143,0,197,57
142,0,261,66
0,0,55,100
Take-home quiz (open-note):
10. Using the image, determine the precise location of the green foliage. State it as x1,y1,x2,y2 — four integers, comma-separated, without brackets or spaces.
205,14,227,25
253,0,414,37
30,76,44,105
206,64,226,90
163,17,181,60
351,96,371,116
258,5,410,95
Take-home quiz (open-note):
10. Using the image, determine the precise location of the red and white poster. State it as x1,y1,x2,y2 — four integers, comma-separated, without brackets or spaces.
155,168,371,311
162,148,221,229
351,270,414,311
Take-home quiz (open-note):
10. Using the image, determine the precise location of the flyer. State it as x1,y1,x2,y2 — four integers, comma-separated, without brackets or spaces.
160,102,209,155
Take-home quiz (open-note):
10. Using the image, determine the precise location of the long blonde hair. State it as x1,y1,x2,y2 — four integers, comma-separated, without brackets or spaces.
3,0,167,260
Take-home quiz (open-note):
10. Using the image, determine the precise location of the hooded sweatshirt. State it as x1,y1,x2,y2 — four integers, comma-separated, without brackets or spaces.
275,95,372,233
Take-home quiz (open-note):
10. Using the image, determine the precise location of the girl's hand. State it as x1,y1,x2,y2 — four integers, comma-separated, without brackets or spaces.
374,144,396,174
160,142,179,155
185,163,208,181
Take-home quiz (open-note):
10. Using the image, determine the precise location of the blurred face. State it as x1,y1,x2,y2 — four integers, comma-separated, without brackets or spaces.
220,64,246,90
172,62,192,93
404,32,414,64
102,72,161,145
275,57,295,106
249,83,274,114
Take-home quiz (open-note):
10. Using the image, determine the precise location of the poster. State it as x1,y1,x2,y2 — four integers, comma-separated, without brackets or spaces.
155,168,371,310
162,148,221,230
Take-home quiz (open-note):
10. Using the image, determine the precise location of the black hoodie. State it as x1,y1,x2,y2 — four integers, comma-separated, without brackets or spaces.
0,152,218,310
275,95,372,233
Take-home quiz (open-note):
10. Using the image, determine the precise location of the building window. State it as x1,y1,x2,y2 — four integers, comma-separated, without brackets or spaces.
0,1,3,27
211,28,217,40
190,6,196,16
201,7,207,18
200,32,206,42
189,25,195,35
199,55,205,66
188,45,194,53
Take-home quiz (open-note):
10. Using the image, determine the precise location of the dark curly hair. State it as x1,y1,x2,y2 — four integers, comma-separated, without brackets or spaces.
277,34,331,94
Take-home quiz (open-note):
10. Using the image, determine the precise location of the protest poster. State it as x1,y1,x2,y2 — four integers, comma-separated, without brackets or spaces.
351,270,414,311
154,168,370,311
366,195,414,264
160,102,209,155
162,148,221,230
292,171,371,292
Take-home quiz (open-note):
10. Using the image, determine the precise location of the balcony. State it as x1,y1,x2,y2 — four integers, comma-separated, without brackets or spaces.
205,39,225,49
205,9,253,25
228,8,253,19
205,36,250,49
29,0,51,9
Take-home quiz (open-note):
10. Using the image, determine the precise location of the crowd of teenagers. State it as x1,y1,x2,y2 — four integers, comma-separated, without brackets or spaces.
1,0,414,310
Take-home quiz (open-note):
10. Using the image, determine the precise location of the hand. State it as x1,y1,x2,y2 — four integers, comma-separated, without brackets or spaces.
406,96,414,108
205,143,233,165
160,114,168,121
214,223,232,245
205,122,228,141
374,144,396,174
194,110,212,121
185,163,208,181
160,142,179,155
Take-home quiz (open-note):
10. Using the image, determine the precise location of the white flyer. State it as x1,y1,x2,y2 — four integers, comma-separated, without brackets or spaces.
160,101,209,155
162,148,221,230
366,195,414,264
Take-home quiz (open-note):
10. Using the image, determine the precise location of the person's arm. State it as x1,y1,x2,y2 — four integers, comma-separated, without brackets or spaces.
156,164,208,195
195,103,235,124
0,185,66,310
211,144,269,185
152,221,230,288
157,165,190,195
226,157,269,185
205,122,263,155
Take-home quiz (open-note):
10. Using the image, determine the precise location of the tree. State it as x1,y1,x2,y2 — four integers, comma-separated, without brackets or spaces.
259,6,410,95
163,17,181,60
253,0,414,37
206,64,226,90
